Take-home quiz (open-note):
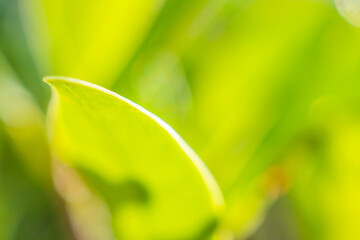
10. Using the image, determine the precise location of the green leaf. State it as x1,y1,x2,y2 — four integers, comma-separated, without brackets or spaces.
0,121,69,240
0,1,49,108
0,56,51,186
21,0,165,88
0,56,70,240
45,76,224,239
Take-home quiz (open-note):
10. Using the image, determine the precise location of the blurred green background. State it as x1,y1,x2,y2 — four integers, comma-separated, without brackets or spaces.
1,0,360,239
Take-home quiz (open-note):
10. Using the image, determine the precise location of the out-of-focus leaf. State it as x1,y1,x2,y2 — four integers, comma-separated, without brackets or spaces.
170,0,334,237
0,55,50,185
0,0,48,108
112,0,245,97
20,0,165,88
133,52,193,131
286,98,360,240
0,123,71,240
284,8,360,239
45,76,224,239
0,55,72,240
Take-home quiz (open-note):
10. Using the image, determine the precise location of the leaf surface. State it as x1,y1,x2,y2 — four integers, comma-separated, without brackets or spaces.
45,76,223,239
21,0,164,88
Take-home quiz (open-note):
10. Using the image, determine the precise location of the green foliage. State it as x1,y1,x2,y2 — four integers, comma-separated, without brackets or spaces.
45,76,223,239
1,0,360,239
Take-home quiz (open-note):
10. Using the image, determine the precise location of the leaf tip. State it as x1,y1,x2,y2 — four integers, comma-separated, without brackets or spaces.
43,76,70,86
